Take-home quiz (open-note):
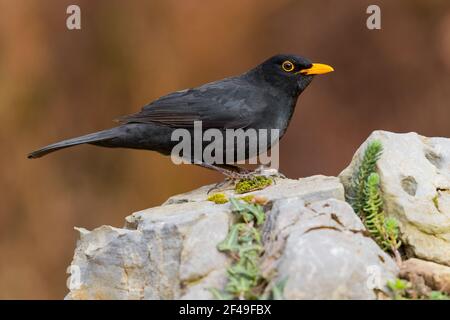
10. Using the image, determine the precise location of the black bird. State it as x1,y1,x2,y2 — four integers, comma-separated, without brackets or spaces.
28,54,333,177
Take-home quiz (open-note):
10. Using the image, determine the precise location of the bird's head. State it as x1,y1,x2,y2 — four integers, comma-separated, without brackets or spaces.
255,54,334,96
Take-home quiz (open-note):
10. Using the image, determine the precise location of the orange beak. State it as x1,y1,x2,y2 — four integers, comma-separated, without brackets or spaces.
298,63,334,75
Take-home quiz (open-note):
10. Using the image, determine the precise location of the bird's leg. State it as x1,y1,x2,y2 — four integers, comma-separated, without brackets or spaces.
194,162,250,179
194,162,251,193
216,164,252,175
195,162,286,180
194,162,286,193
207,179,234,194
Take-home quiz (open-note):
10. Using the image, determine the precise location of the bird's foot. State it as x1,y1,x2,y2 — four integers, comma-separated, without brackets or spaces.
202,163,286,194
207,170,251,194
219,166,285,180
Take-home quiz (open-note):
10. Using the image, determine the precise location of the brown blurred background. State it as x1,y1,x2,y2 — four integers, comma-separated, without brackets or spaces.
1,0,450,299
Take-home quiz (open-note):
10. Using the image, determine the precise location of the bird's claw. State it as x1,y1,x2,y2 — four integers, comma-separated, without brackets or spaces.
207,165,287,194
223,166,286,180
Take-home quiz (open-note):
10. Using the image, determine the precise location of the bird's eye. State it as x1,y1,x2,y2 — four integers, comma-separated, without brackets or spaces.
282,61,295,72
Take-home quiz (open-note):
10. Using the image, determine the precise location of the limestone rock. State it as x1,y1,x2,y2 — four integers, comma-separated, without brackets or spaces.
164,175,345,205
67,201,231,300
66,175,398,300
339,131,450,266
400,258,450,294
262,198,398,299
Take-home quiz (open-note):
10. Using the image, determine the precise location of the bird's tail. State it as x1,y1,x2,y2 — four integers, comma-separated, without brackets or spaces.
28,128,119,159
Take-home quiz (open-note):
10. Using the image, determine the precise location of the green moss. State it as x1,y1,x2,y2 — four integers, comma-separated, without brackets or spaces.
207,193,229,204
239,195,255,203
235,176,273,194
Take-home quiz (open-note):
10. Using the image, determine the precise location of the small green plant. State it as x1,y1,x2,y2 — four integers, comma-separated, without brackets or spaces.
212,198,280,299
387,278,411,300
429,291,450,300
207,193,268,207
387,278,450,300
347,140,383,214
235,176,273,194
260,278,288,300
346,140,401,263
363,173,401,254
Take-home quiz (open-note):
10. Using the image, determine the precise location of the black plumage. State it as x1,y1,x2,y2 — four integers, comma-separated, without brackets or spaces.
28,54,333,176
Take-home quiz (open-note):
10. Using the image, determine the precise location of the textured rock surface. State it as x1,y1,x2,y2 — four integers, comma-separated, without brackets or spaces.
66,175,398,300
164,175,344,205
261,198,398,299
67,201,232,300
339,131,450,266
400,258,450,294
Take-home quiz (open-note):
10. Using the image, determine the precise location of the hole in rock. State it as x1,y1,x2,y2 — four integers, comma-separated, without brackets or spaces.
425,149,443,169
401,176,417,196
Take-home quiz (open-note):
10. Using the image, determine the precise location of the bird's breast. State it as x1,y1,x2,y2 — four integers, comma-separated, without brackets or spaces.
247,92,298,135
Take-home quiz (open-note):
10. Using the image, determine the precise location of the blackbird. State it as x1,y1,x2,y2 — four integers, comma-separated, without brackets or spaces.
28,54,333,177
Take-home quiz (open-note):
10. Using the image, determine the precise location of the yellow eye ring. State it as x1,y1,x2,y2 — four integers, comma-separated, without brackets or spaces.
282,60,295,72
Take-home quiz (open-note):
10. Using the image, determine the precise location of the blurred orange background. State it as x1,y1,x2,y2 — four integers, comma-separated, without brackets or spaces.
1,0,450,299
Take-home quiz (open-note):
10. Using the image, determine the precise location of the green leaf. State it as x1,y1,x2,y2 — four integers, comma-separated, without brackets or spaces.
217,224,240,252
348,140,383,215
213,196,270,299
271,278,287,300
209,288,233,300
429,291,450,300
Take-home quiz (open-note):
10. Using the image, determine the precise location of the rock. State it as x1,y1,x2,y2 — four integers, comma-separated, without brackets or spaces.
66,175,398,300
339,131,450,266
164,175,344,205
67,201,231,300
400,258,450,294
262,198,398,299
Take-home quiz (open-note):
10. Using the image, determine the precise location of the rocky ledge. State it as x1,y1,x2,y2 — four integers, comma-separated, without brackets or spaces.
66,131,450,300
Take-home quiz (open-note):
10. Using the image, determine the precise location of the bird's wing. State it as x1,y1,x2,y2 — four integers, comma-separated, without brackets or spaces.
116,79,253,129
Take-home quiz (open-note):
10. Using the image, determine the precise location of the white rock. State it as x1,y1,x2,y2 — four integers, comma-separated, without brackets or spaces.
262,198,398,299
340,131,450,266
164,175,344,205
66,175,397,299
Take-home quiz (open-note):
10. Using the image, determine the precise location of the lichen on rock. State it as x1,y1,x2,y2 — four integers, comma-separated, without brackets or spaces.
235,176,273,194
207,193,229,204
